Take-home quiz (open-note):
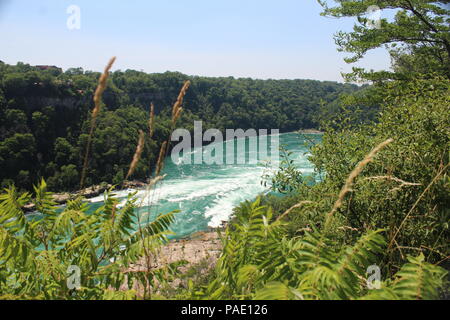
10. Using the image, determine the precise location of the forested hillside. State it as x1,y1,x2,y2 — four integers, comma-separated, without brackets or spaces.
0,63,361,191
0,0,448,302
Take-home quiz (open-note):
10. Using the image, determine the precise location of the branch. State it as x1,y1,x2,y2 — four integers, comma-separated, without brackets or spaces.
404,0,450,57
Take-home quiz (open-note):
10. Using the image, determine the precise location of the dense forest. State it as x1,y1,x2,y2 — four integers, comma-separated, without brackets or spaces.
0,64,362,191
0,0,449,301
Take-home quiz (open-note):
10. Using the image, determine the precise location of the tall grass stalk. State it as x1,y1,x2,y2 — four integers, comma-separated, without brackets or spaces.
80,56,116,189
324,138,394,230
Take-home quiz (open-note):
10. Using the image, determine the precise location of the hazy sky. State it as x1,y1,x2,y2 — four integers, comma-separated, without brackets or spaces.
0,0,391,82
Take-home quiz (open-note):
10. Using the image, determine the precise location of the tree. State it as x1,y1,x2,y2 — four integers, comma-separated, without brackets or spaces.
66,67,84,75
318,0,450,81
0,133,36,189
58,164,79,190
0,134,36,174
54,137,75,166
0,59,362,192
3,109,28,136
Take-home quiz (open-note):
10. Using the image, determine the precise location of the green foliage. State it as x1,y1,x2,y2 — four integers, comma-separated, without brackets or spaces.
212,75,449,299
0,180,182,300
189,197,446,300
0,62,361,191
262,146,305,194
361,253,448,300
308,78,449,270
1,1,448,301
319,0,450,81
0,133,37,190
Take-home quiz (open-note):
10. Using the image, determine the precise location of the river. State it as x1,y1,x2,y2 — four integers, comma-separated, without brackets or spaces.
87,132,321,239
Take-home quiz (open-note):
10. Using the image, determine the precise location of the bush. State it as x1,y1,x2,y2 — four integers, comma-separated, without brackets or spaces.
262,78,449,276
0,180,183,300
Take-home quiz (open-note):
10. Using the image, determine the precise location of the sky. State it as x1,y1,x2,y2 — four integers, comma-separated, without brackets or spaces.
0,0,392,82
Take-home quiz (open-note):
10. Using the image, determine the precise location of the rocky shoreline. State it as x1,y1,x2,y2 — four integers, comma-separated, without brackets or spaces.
23,180,147,212
129,231,223,273
124,230,223,295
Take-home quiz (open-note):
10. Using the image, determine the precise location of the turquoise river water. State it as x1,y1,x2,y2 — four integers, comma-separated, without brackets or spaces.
84,132,321,239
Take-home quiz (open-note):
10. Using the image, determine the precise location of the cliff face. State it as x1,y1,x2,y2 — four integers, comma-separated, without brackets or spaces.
27,96,89,110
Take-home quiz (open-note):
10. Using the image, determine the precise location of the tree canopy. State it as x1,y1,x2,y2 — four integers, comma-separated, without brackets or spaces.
318,0,450,81
0,61,361,191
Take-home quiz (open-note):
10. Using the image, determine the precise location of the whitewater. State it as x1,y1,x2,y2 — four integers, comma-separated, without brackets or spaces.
88,132,321,239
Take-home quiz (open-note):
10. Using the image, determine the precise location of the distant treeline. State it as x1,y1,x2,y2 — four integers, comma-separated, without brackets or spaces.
0,61,365,191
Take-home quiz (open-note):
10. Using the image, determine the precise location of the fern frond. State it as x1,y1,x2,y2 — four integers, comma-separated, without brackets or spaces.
0,186,30,233
32,179,57,219
0,226,34,266
254,281,304,300
49,209,87,241
391,253,447,300
359,288,399,300
131,210,177,243
103,289,137,300
113,193,138,236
